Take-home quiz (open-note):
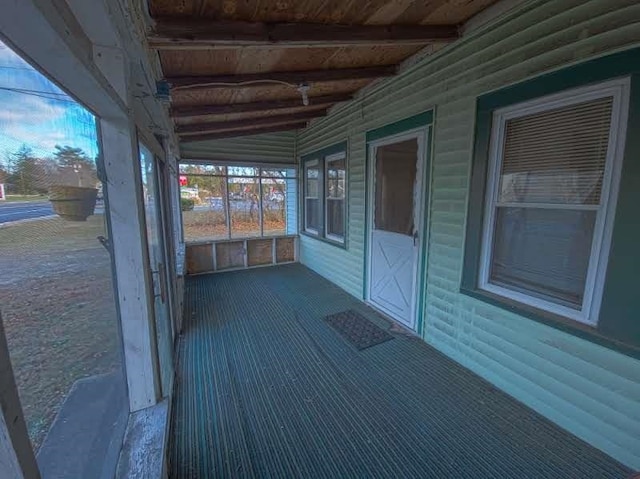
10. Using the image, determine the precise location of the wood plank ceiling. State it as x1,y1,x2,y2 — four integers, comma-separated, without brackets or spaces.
145,0,499,143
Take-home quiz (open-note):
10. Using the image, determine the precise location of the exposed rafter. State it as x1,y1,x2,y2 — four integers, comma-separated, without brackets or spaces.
167,66,396,90
171,93,353,118
177,109,326,135
179,123,308,142
149,19,460,49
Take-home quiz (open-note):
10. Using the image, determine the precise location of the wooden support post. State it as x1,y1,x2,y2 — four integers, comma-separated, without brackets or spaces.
100,117,160,412
0,314,40,479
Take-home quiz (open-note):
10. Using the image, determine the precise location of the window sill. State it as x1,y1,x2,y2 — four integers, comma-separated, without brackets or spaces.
459,286,640,360
116,400,169,479
300,230,347,249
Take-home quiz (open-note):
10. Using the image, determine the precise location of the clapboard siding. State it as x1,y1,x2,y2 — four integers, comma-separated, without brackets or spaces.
297,0,640,468
180,131,296,165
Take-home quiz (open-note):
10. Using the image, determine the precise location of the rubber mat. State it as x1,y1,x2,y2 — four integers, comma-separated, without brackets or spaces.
324,309,394,350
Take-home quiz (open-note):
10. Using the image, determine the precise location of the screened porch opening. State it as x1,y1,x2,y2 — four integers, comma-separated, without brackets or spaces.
179,163,298,275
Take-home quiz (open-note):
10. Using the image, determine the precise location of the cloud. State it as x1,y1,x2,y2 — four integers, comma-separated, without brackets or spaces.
0,40,98,159
0,94,67,124
0,43,20,64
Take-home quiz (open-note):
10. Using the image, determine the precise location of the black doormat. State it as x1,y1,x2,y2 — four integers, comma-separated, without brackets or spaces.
324,310,394,350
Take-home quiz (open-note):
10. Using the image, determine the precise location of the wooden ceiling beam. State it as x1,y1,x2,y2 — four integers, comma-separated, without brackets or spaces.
179,123,308,142
177,109,326,135
168,66,396,90
149,19,459,49
171,93,352,118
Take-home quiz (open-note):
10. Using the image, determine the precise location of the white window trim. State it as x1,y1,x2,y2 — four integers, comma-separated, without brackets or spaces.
304,159,320,235
479,77,630,326
324,151,347,244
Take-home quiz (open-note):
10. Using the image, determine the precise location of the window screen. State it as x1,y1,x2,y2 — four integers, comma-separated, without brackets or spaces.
179,164,296,242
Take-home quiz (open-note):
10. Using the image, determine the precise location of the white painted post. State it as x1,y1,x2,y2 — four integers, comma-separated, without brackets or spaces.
0,314,40,479
100,117,160,412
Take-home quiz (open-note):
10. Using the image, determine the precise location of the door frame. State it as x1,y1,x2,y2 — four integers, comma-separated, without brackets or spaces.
365,124,432,331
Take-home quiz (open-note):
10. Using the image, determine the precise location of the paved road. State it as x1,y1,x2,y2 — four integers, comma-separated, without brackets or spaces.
0,201,54,225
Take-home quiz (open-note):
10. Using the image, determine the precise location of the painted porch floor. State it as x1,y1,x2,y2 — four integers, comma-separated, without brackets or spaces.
169,264,631,479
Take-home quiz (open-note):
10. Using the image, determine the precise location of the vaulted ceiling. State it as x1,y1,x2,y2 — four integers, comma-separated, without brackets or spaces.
144,0,499,143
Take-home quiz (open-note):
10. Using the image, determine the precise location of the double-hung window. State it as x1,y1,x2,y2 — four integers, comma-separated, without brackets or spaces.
477,79,630,326
302,142,347,245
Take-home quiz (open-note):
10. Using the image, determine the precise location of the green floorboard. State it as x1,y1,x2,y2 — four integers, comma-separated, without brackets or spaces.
170,264,631,479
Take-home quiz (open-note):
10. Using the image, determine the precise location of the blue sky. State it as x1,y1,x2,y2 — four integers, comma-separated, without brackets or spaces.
0,40,99,167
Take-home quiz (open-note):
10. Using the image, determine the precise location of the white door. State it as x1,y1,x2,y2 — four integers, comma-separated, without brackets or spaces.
368,131,425,329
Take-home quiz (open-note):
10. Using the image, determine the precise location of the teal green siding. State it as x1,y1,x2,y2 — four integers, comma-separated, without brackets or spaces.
180,131,296,165
297,0,640,469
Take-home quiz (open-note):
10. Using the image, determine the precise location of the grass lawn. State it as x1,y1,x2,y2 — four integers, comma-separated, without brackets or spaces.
183,209,286,241
0,214,122,450
2,194,48,202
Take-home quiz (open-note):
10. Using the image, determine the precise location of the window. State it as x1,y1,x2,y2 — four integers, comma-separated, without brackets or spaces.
301,142,347,245
478,79,629,326
325,153,346,242
179,164,297,242
304,160,320,235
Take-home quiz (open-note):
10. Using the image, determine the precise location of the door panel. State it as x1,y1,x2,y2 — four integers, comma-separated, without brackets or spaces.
369,137,421,328
139,144,173,396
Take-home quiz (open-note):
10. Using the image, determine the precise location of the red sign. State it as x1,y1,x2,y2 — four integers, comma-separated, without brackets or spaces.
179,175,188,186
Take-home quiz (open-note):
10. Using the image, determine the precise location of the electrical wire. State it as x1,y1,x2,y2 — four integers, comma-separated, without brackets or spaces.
172,79,299,91
0,85,75,103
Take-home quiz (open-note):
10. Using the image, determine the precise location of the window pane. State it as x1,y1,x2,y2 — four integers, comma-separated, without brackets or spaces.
181,174,229,241
327,199,345,238
262,178,286,236
499,97,613,205
374,139,417,235
179,163,225,175
327,158,345,198
305,198,320,231
228,166,258,177
326,157,345,239
229,177,260,238
261,168,296,178
490,207,596,309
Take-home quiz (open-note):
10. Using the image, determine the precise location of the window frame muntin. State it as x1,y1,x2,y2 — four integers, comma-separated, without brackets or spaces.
478,78,631,326
324,151,347,244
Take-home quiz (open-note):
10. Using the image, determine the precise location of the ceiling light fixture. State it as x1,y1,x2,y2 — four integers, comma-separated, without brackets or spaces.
297,83,310,106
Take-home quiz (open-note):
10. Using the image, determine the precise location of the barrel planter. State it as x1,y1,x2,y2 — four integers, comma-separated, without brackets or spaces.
49,185,98,222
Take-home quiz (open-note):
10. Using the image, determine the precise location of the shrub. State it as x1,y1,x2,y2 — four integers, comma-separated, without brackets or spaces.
180,198,195,211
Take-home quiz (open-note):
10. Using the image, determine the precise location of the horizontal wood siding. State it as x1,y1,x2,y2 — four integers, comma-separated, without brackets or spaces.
286,177,298,235
180,131,296,165
297,0,640,468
